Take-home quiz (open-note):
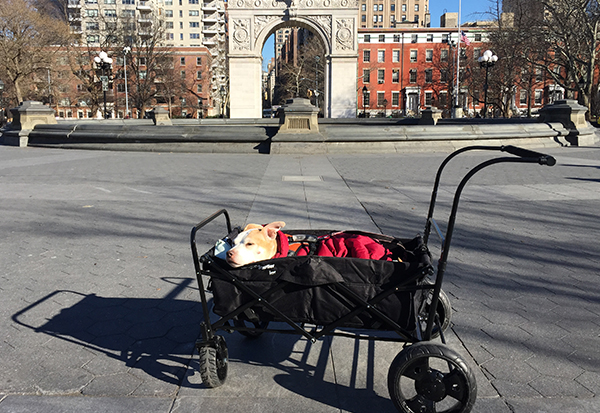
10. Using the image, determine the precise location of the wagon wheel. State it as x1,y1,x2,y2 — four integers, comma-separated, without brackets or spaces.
198,335,228,388
233,317,269,339
388,342,477,413
421,288,452,339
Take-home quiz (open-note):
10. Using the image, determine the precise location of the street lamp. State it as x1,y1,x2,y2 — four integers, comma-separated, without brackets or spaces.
94,51,113,119
315,56,320,113
478,50,498,118
123,47,130,118
0,80,5,127
219,85,226,118
361,85,368,118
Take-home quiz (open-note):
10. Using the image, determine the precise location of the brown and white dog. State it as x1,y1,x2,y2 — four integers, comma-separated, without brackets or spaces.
225,221,285,268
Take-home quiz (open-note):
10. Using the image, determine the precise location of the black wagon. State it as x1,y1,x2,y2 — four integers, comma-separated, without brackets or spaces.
190,145,556,413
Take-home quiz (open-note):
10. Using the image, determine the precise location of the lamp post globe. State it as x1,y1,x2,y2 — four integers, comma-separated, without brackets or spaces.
478,50,498,118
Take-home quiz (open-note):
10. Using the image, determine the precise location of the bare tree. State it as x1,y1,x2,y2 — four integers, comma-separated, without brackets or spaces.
274,33,324,106
0,0,70,104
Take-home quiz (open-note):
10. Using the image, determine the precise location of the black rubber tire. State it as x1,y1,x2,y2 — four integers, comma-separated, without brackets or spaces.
421,288,452,339
233,317,269,339
198,336,228,388
388,342,477,413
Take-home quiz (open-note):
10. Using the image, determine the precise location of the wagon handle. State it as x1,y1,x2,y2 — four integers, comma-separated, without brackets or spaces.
422,146,556,340
501,145,557,166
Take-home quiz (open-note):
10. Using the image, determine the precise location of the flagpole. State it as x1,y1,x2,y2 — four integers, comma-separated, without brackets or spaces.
454,0,462,117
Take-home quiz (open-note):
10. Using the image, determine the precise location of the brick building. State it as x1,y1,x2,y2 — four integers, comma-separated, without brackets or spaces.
357,24,565,118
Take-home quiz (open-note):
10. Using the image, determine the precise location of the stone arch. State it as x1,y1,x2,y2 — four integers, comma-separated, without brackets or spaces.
228,1,358,118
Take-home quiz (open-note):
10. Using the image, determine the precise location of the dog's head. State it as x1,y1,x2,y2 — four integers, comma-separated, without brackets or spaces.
226,221,285,267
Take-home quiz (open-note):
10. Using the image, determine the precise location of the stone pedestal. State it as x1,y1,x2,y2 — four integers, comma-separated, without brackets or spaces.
150,106,172,125
419,107,443,125
278,98,319,133
2,101,56,147
539,99,595,146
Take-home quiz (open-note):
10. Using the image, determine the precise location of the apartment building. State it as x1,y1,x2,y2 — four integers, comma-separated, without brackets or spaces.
359,0,430,29
63,0,225,117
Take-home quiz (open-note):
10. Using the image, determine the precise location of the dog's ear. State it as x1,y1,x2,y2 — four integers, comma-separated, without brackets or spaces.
263,221,285,240
243,223,263,231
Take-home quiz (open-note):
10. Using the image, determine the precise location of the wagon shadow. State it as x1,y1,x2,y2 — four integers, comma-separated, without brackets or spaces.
11,277,203,387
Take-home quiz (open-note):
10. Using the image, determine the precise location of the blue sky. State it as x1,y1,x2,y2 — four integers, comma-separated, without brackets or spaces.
261,0,498,70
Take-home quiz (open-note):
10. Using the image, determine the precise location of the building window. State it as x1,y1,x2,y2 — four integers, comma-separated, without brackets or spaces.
520,90,527,105
441,49,448,62
190,33,200,39
196,57,202,65
190,22,200,28
86,9,98,17
165,10,173,17
411,34,418,43
392,91,400,107
86,22,99,30
425,91,433,106
361,3,366,10
86,34,100,43
362,15,366,22
180,70,186,79
442,33,449,43
392,49,400,62
415,4,419,11
166,21,174,29
378,69,385,83
379,4,383,11
189,0,199,3
364,34,370,42
377,92,386,107
196,71,202,79
379,34,385,42
440,69,448,83
363,91,370,107
402,4,406,11
426,49,433,62
475,33,482,42
378,50,385,62
391,3,395,11
425,69,432,83
189,10,200,16
534,89,543,105
139,70,147,79
392,69,399,83
122,0,134,3
363,69,370,83
363,50,370,62
393,34,400,42
138,57,146,66
427,34,433,42
409,69,417,83
410,50,417,62
180,57,186,65
104,9,116,17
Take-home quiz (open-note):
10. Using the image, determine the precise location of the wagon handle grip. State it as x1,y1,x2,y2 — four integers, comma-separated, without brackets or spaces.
501,145,556,166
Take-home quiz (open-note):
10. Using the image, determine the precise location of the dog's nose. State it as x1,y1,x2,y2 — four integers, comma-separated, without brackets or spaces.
227,249,234,257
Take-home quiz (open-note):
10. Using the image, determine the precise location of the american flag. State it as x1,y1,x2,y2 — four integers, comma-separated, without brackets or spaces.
460,30,471,46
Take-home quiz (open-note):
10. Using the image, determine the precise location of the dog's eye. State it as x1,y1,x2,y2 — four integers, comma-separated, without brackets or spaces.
246,242,254,246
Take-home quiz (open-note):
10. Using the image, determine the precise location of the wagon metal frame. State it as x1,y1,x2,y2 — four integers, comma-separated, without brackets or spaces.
190,145,556,412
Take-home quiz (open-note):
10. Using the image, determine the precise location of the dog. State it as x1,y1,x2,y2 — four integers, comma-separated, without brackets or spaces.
225,221,285,268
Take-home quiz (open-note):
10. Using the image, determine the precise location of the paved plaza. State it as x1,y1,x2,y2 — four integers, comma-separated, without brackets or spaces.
0,142,599,412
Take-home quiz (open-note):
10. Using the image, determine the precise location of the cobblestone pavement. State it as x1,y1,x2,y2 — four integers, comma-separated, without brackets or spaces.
0,144,599,412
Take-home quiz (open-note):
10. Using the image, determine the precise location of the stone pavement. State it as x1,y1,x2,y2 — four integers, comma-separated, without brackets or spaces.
0,143,599,412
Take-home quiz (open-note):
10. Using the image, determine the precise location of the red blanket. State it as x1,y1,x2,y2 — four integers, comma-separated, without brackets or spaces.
273,232,393,261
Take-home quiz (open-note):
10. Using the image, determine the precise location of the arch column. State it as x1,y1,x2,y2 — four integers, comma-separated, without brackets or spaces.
229,55,263,119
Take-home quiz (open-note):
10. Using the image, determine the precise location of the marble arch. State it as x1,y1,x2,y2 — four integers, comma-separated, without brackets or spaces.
228,0,359,118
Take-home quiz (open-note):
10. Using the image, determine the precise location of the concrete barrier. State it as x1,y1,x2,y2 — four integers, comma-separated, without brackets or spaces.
2,100,597,153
